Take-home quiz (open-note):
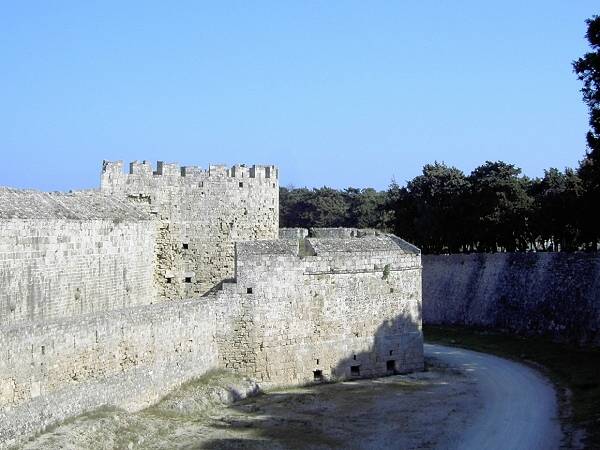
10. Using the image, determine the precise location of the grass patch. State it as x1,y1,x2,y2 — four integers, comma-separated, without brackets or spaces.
424,325,600,449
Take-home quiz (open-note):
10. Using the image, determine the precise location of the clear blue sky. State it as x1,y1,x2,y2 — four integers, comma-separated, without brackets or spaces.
1,2,598,191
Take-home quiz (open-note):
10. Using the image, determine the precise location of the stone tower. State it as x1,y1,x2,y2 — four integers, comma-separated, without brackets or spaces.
101,160,279,297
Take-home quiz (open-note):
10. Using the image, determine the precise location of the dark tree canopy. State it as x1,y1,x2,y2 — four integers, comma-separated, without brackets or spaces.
574,15,600,159
574,15,600,247
530,168,583,252
390,163,470,253
466,161,533,252
279,186,390,230
280,162,591,254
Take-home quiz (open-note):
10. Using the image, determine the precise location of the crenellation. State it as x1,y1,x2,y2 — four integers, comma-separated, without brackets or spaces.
180,165,203,177
230,164,249,178
99,160,280,297
101,160,279,184
129,160,153,176
155,161,180,177
208,164,230,177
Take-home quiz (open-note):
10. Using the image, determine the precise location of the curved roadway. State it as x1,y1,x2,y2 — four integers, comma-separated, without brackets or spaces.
425,343,562,450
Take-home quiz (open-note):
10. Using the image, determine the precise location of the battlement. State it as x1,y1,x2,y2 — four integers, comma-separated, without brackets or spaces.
102,160,279,180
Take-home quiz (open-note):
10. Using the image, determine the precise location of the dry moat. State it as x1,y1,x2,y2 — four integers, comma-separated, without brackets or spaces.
21,358,474,450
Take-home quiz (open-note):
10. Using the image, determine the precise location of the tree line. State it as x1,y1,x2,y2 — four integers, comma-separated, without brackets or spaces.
280,16,600,254
280,162,590,253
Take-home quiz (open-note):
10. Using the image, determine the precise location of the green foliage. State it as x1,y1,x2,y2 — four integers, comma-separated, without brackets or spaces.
280,161,592,253
467,161,533,252
574,15,600,248
279,186,391,230
391,162,470,253
530,168,584,251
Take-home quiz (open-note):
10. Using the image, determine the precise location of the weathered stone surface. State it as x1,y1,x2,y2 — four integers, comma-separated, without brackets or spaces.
0,188,150,220
0,190,156,324
278,227,308,240
0,298,218,446
307,235,410,254
222,236,423,387
101,160,279,298
422,253,600,345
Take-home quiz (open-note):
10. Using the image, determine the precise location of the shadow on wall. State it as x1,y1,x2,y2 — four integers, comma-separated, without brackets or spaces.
329,310,423,382
200,311,424,449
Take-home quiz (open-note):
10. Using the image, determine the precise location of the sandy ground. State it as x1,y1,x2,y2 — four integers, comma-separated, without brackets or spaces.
18,344,562,450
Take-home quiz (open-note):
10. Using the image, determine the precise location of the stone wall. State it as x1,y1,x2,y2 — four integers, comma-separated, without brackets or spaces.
0,298,220,447
0,190,156,325
278,227,308,240
422,253,600,345
0,230,423,447
0,164,424,447
101,160,279,297
216,235,424,387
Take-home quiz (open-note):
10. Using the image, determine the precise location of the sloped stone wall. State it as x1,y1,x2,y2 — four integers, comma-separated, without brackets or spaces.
0,218,156,325
0,298,220,447
422,253,600,345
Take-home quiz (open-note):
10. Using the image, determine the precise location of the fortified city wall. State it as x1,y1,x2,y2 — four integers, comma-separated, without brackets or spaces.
0,161,424,448
0,231,423,446
0,298,219,445
422,253,600,345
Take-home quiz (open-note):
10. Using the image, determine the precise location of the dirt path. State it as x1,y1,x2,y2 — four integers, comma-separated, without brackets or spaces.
425,343,562,450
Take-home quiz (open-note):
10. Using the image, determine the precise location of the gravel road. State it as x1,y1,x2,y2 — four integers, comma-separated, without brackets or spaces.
425,343,562,450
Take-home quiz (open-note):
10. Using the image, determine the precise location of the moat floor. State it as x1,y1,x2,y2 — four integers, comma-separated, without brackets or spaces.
20,345,561,450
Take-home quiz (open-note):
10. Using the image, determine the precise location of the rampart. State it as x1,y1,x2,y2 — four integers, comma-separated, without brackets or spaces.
422,253,600,345
0,298,219,445
0,189,156,325
0,231,422,446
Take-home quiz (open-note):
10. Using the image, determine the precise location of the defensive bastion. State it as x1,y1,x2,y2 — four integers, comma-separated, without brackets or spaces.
0,161,423,447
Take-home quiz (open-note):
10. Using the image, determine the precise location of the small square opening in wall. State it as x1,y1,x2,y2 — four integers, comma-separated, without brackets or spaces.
166,277,172,284
389,350,393,356
239,182,244,188
387,360,396,374
313,370,323,382
350,365,361,377
184,277,192,283
182,243,189,250
246,287,253,294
